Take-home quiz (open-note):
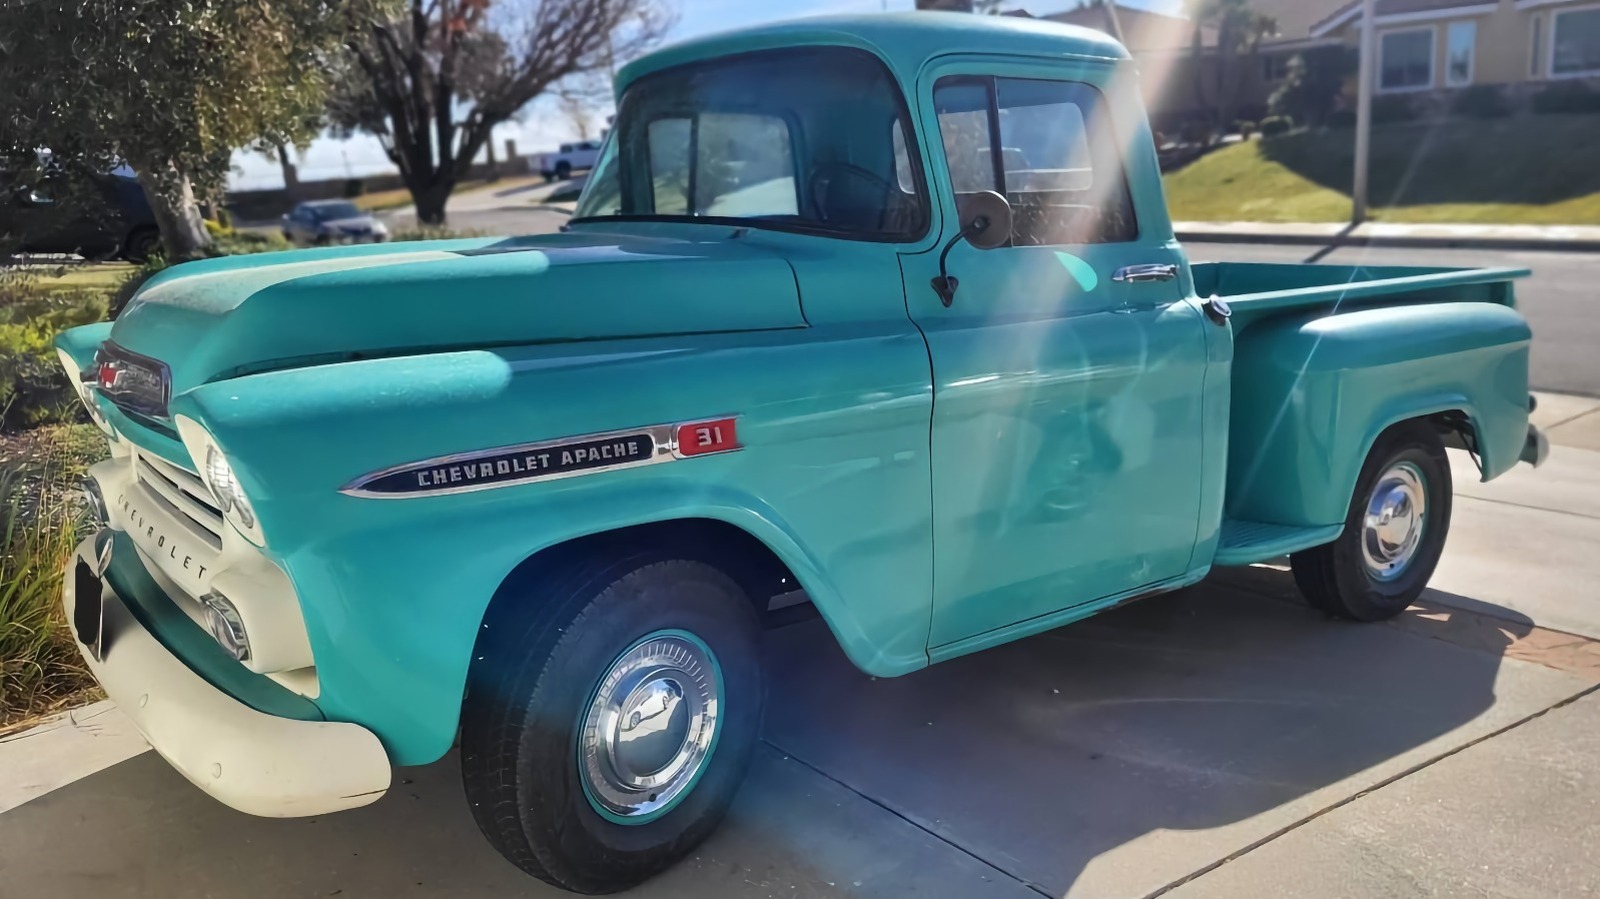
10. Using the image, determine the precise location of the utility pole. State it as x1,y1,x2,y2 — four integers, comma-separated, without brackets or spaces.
1352,0,1376,224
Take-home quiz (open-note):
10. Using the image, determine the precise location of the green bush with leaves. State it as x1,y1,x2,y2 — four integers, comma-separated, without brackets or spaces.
1451,85,1511,120
1532,81,1600,114
1259,115,1293,137
0,453,97,730
1372,95,1417,124
0,272,108,432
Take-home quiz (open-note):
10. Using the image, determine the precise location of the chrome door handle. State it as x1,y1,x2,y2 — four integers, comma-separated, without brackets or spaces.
1112,264,1178,283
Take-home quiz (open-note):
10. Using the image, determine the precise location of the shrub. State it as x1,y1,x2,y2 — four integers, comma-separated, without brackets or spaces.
1269,47,1357,127
1259,115,1294,137
1234,120,1257,137
1326,108,1357,128
1531,81,1600,114
1372,95,1416,124
0,436,102,731
213,230,291,256
1450,85,1511,119
0,271,108,432
388,224,486,242
342,177,366,198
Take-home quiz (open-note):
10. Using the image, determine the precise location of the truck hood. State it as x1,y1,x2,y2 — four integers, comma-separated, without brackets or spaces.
110,231,804,393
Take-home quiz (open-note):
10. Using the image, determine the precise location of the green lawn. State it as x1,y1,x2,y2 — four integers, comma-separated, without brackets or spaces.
1163,114,1600,225
31,262,135,294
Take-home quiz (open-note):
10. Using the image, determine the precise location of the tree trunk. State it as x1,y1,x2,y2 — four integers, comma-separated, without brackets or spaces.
485,135,500,182
411,181,452,225
273,138,301,202
135,165,212,261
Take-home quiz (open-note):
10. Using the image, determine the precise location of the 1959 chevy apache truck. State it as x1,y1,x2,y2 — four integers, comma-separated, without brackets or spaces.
55,12,1547,894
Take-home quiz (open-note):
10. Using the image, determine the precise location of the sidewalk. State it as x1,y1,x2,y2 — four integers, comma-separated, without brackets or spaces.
1175,220,1600,252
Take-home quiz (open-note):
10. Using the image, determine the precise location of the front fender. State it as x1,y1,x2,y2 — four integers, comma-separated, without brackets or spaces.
1226,301,1531,526
169,327,936,764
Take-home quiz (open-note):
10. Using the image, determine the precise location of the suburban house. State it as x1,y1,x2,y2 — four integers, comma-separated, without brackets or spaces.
1311,0,1600,93
1020,0,1600,125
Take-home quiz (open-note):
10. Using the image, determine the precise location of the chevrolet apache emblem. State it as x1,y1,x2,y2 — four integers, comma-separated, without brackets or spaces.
341,418,740,498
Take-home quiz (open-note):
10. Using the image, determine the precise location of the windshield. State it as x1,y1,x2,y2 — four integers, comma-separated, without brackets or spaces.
574,47,928,240
311,202,362,221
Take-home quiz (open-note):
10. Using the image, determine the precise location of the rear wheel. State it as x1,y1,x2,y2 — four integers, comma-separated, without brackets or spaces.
554,161,572,181
121,226,160,263
461,554,764,894
1291,421,1452,621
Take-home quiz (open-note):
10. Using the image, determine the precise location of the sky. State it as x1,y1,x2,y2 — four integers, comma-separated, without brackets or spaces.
230,0,1181,190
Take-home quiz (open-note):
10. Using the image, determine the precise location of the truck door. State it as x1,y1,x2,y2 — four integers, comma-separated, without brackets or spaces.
901,61,1211,649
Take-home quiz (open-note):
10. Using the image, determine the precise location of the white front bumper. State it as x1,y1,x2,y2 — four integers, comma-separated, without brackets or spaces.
64,535,392,817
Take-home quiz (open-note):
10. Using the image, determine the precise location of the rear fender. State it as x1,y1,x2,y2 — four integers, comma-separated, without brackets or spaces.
1226,302,1531,526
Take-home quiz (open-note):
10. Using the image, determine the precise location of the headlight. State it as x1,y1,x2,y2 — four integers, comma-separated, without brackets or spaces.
204,445,257,529
175,415,266,546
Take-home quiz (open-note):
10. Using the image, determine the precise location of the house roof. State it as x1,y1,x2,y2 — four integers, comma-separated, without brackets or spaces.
1309,0,1500,36
1042,3,1218,52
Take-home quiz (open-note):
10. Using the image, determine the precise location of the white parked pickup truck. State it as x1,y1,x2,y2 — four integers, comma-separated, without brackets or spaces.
538,139,602,182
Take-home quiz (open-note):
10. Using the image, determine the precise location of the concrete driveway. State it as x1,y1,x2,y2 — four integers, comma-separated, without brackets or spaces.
4,413,1599,897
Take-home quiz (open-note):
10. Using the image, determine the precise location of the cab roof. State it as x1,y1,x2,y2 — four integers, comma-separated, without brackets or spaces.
616,11,1130,93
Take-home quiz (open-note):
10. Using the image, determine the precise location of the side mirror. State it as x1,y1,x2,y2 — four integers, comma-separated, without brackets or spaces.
956,190,1013,250
931,190,1012,306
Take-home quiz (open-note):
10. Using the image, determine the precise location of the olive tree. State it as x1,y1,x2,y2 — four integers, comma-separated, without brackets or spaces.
329,0,672,224
0,0,384,260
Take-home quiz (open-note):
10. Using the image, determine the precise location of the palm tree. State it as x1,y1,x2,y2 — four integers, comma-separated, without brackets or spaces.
1189,0,1277,137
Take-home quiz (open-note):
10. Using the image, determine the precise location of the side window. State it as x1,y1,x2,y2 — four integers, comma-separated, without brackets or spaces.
932,75,1137,246
642,113,798,217
933,79,997,195
891,120,915,193
694,112,797,216
647,118,691,214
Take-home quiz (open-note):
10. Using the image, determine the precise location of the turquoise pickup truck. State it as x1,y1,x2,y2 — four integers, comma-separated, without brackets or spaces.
56,12,1546,894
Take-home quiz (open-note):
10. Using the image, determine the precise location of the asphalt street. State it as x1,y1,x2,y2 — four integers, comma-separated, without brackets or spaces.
421,206,1600,398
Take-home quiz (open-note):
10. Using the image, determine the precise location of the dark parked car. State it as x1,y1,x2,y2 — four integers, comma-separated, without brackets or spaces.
281,200,389,246
0,172,161,262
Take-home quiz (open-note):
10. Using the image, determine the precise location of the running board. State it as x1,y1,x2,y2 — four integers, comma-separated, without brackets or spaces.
1213,519,1343,566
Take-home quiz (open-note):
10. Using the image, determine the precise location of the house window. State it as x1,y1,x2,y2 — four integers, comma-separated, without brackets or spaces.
1380,28,1435,91
1446,21,1475,86
1551,5,1600,78
1263,53,1291,82
1531,14,1544,79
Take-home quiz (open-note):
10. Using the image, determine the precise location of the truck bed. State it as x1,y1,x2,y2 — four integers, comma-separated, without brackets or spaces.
1190,262,1530,330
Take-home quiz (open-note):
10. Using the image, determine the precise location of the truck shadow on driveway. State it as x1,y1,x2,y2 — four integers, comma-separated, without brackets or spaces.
0,571,1587,899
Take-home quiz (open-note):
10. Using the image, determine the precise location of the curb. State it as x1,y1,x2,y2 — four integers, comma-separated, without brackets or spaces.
1175,228,1600,253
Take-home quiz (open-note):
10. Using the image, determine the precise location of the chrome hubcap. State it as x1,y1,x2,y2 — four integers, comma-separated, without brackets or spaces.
579,633,719,821
1361,461,1427,581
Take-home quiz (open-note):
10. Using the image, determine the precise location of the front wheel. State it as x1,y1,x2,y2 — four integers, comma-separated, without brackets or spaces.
1291,421,1452,621
461,555,764,894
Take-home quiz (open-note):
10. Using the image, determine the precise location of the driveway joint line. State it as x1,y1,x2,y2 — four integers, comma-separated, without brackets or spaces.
1138,681,1600,899
760,738,1053,899
1456,492,1600,522
1543,406,1600,430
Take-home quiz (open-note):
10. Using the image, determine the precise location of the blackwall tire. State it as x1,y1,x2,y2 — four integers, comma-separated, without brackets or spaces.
1291,421,1452,622
460,555,764,894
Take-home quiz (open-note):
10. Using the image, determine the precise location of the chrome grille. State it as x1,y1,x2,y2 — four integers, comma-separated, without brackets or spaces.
134,452,225,549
